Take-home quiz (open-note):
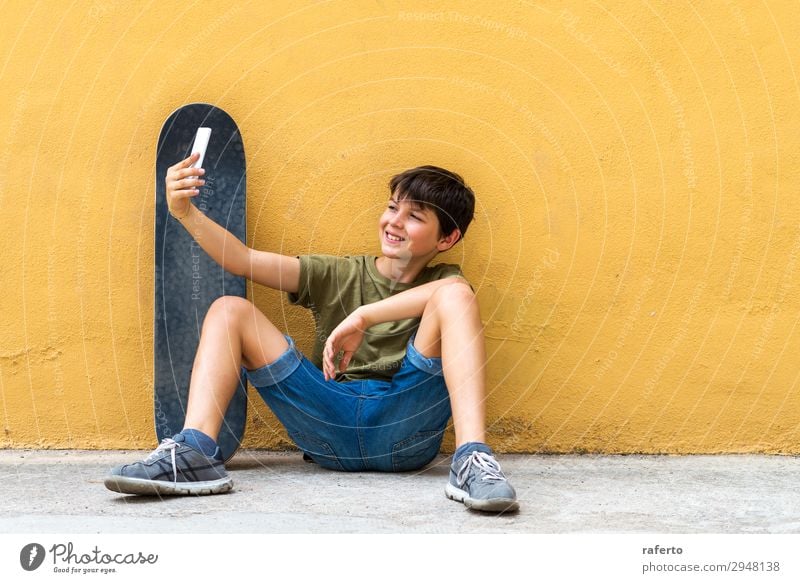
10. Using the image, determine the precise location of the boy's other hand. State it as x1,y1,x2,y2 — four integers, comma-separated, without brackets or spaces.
166,153,205,218
323,310,368,381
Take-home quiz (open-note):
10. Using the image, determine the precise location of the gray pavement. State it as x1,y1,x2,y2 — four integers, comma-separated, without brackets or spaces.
0,450,797,533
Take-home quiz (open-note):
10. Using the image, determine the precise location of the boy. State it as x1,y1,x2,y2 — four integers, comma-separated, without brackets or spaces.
105,155,518,512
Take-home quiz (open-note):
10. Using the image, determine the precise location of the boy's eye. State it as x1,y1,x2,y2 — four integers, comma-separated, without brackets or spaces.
410,214,422,220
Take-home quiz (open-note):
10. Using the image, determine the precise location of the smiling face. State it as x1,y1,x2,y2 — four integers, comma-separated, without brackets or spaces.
377,194,460,262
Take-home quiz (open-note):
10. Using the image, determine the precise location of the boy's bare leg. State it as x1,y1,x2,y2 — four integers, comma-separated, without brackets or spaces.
105,296,287,496
182,296,289,441
412,282,487,447
414,282,518,512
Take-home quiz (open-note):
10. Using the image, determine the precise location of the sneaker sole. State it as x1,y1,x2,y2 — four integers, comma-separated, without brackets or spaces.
445,482,519,513
104,475,233,496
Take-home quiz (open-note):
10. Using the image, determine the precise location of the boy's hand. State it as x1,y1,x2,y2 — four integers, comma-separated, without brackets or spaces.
166,153,205,219
323,310,369,381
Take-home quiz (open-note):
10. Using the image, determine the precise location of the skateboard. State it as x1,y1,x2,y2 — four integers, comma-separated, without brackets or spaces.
154,103,247,462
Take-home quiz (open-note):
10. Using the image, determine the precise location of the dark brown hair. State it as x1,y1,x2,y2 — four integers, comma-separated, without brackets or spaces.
388,165,475,241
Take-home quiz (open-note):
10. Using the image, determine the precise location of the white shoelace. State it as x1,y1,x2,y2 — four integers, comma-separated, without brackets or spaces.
145,438,180,484
456,451,507,487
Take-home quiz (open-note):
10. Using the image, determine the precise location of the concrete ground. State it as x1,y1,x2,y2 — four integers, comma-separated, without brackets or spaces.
0,450,797,533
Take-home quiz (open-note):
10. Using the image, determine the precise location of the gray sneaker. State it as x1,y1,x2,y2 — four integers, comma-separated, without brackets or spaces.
104,434,232,496
445,450,519,512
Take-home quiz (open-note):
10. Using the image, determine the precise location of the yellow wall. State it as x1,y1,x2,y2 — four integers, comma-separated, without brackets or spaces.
1,0,799,453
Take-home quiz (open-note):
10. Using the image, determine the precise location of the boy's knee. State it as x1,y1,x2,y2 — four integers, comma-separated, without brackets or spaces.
207,295,254,322
429,280,476,311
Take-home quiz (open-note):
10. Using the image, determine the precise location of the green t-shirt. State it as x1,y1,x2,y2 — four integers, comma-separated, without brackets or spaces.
287,255,467,382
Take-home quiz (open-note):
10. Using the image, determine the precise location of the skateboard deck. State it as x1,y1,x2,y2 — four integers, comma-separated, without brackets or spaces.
154,103,247,462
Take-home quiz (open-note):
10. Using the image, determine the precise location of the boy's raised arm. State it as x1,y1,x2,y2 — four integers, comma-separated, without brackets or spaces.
243,248,300,293
167,153,300,292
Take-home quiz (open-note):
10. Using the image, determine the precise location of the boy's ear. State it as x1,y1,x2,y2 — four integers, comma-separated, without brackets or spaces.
437,228,462,252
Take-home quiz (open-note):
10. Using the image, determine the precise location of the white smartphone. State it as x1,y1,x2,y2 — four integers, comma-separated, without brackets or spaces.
189,127,211,171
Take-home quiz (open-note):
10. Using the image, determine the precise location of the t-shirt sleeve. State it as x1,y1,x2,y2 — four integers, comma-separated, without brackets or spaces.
286,254,343,309
430,263,474,291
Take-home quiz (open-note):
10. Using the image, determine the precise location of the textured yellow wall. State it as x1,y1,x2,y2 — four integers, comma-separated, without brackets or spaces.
1,1,799,452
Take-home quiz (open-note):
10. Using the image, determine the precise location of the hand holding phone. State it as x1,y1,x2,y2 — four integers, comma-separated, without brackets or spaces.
165,128,212,219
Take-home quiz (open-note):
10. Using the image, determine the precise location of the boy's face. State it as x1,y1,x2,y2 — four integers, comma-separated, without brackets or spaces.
377,194,458,260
